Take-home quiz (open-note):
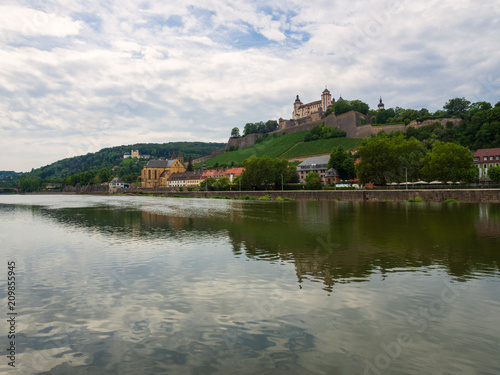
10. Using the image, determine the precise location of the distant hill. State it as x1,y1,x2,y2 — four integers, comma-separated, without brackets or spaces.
196,131,362,168
0,171,21,178
0,171,22,187
24,142,225,183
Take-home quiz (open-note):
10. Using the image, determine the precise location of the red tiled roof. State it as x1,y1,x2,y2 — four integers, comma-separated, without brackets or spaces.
202,168,245,179
299,100,321,109
473,148,500,160
224,168,245,177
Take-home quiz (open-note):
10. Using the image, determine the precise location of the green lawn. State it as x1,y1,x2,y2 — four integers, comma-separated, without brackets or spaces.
280,138,363,159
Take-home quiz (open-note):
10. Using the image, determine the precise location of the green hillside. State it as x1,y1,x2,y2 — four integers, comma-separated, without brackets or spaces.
25,141,225,183
196,131,308,168
197,131,362,168
281,138,362,159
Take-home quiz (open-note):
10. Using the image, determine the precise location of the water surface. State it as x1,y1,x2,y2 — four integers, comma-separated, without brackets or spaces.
0,195,499,374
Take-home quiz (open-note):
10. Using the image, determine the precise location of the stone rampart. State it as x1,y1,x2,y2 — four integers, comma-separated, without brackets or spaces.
225,133,262,151
224,113,461,152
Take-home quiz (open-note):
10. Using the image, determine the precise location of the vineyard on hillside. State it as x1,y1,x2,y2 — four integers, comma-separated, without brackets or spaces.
197,131,309,168
281,138,363,159
197,130,363,168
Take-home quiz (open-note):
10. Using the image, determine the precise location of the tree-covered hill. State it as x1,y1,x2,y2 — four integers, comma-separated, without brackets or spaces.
23,141,225,184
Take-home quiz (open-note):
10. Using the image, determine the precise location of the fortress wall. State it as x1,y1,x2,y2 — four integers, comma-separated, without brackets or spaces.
325,111,358,137
370,124,407,135
408,118,461,128
225,133,262,151
273,118,324,136
224,113,461,152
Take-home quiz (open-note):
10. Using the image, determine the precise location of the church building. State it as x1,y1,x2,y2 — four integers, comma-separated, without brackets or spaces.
141,151,186,188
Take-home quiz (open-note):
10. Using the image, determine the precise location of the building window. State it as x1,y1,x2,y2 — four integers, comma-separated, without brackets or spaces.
484,157,487,160
490,156,494,160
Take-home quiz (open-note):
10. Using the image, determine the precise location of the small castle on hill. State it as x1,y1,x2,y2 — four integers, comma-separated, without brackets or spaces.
279,87,345,130
278,88,386,131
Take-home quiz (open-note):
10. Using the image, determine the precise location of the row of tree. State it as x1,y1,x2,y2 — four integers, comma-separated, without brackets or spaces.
355,134,478,185
324,99,370,116
199,156,299,191
231,120,279,138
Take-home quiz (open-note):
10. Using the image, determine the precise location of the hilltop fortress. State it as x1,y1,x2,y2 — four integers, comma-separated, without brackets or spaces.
226,88,460,152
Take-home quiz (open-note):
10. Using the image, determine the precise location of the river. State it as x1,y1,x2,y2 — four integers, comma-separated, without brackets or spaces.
0,195,499,374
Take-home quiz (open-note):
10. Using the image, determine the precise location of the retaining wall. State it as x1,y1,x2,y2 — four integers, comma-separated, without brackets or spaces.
114,189,500,203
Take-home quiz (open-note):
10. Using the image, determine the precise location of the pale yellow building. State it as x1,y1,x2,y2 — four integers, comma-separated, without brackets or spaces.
168,171,204,188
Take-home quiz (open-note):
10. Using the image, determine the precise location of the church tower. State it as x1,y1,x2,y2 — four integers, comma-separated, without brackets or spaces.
377,97,385,111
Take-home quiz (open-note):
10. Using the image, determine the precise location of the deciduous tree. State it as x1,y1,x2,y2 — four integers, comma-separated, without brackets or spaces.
444,97,471,118
305,172,322,190
419,141,477,182
327,146,356,180
231,127,240,137
355,135,427,185
487,165,500,182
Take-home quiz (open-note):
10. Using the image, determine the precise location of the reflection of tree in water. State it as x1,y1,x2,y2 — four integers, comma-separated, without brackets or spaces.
31,201,500,291
225,202,500,291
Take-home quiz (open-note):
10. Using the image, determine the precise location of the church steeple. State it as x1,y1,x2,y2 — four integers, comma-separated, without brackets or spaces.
377,97,385,111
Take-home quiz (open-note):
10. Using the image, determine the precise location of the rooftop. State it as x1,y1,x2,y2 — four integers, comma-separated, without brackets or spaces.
298,156,330,169
145,159,177,168
473,148,500,159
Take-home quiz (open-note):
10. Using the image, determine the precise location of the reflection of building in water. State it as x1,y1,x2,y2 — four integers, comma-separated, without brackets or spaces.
141,211,187,231
476,204,500,237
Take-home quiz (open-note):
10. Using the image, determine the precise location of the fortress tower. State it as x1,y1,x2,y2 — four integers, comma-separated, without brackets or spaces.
321,87,332,111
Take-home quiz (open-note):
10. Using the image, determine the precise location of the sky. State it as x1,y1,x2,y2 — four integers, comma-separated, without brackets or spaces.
1,0,499,172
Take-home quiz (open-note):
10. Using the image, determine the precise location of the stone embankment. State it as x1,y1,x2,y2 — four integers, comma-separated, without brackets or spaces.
110,189,500,203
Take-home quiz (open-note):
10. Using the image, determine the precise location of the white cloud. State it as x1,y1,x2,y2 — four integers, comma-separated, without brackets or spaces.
0,0,499,171
0,5,82,37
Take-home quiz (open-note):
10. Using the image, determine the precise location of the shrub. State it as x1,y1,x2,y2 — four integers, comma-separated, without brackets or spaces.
259,195,271,200
276,196,283,201
444,198,459,203
283,197,292,201
305,172,322,190
406,196,424,203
